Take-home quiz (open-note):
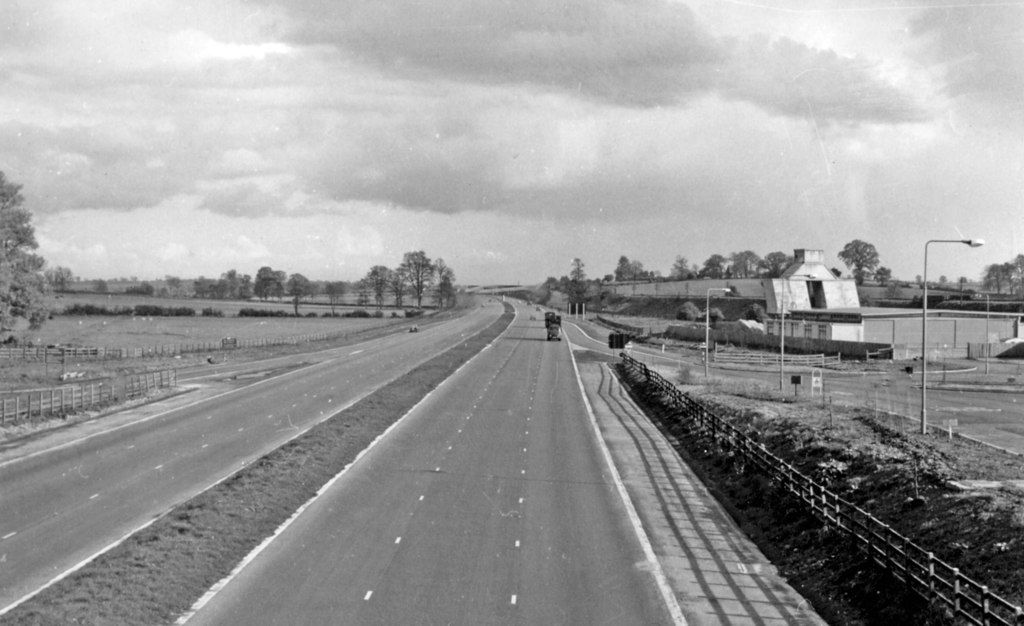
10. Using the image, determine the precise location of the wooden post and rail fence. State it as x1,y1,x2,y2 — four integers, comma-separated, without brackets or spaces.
0,333,333,362
619,352,1024,625
711,351,842,367
0,370,176,425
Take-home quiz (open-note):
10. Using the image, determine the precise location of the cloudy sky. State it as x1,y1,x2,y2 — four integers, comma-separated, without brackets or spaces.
2,1,1022,285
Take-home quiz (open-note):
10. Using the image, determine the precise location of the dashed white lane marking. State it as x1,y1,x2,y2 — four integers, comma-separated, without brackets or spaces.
518,497,524,504
418,495,424,501
89,494,99,500
202,444,209,449
511,595,517,606
394,537,402,544
170,307,517,624
515,540,520,548
2,532,16,540
349,349,365,355
126,445,135,449
364,590,373,601
435,467,441,472
153,465,163,471
520,469,525,475
237,427,244,432
447,446,452,451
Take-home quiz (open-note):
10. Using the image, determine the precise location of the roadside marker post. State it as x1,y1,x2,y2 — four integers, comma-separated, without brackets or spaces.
811,369,823,399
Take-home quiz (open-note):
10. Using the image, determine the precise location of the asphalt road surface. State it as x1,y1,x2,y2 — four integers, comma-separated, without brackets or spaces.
182,307,672,625
0,303,502,612
182,304,823,625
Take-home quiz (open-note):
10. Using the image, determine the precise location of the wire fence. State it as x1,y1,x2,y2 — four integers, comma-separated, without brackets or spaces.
619,353,1024,625
712,351,841,366
0,333,335,362
0,370,177,425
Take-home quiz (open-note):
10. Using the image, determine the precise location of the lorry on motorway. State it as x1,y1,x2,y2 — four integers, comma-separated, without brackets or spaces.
544,312,562,341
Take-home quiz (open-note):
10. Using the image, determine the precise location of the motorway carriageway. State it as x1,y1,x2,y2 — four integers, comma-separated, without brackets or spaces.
180,303,822,625
0,302,502,612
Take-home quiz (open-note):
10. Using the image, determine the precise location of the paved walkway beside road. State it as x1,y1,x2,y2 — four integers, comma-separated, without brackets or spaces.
577,355,825,625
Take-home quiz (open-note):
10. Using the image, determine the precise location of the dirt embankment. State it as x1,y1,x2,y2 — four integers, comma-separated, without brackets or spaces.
617,364,1024,625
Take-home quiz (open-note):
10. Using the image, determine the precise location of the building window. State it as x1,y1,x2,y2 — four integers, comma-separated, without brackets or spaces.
818,324,827,340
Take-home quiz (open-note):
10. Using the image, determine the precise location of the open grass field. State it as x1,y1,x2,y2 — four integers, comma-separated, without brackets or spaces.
9,292,411,348
18,313,398,349
51,292,416,318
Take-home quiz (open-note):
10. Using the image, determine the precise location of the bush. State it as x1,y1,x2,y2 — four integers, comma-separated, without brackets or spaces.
201,308,224,317
125,283,155,296
743,303,766,322
345,309,371,318
678,366,697,384
405,309,424,318
709,307,725,326
391,312,399,318
306,312,318,317
62,304,133,316
372,311,384,318
134,305,195,317
321,312,340,318
238,308,291,317
676,301,701,321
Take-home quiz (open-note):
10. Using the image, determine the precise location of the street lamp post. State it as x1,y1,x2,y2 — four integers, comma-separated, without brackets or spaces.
986,294,991,376
921,238,984,434
705,287,732,378
780,303,787,390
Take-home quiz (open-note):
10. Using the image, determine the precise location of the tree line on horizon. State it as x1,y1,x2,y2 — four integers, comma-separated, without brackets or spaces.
606,240,892,286
56,251,456,316
0,169,459,339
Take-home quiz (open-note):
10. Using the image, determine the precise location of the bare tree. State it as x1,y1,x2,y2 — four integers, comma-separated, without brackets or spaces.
44,266,75,293
364,265,391,309
324,281,346,314
388,268,407,308
400,250,435,308
434,258,456,308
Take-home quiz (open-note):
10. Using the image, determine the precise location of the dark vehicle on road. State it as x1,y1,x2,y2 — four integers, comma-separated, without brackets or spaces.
544,312,561,341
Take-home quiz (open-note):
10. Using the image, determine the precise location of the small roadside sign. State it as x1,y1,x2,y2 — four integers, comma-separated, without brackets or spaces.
811,368,823,397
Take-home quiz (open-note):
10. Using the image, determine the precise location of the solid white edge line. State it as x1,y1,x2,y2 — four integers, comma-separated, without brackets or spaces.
564,331,687,626
1,310,495,471
0,305,510,619
0,516,162,618
173,303,517,623
0,358,326,471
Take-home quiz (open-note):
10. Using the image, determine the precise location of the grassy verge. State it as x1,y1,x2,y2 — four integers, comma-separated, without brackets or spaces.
617,363,1024,625
3,304,513,625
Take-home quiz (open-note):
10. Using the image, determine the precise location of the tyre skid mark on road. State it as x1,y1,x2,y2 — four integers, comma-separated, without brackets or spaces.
600,365,802,623
564,333,686,625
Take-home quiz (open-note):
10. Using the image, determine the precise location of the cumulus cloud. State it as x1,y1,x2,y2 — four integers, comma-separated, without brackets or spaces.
909,5,1024,103
256,0,924,123
718,35,927,123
